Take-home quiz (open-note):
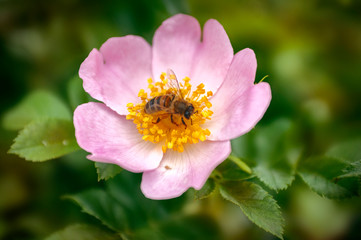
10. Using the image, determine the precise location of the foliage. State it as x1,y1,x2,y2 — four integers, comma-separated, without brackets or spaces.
64,172,221,239
219,181,284,239
9,119,79,161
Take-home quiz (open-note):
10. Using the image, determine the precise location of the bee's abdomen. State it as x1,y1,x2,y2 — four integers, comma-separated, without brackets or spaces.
144,94,175,114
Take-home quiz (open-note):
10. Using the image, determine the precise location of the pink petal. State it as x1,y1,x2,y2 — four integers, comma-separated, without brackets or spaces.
204,49,271,141
152,14,201,83
74,102,163,172
189,19,233,94
79,36,152,115
153,15,233,94
206,82,271,141
141,140,231,200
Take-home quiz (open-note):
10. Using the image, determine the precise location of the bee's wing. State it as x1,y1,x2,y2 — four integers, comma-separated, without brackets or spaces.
166,69,184,99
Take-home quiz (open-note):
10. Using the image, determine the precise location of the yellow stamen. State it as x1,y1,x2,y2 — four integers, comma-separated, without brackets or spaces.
126,72,213,153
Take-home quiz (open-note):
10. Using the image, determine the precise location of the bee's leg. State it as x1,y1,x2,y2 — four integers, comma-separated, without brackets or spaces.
181,117,187,128
190,118,193,125
171,114,179,126
152,117,161,124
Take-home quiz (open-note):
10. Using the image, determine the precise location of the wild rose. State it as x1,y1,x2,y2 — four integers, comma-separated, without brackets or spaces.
74,14,271,200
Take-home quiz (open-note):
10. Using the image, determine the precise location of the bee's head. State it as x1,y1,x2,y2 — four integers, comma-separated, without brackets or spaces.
184,104,195,119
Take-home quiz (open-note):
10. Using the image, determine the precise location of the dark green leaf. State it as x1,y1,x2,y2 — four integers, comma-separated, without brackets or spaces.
105,172,187,228
95,162,123,181
326,138,361,164
298,156,359,199
67,75,92,110
158,215,221,240
216,157,253,181
227,155,252,174
338,160,361,179
194,178,216,200
128,228,163,240
9,119,79,161
129,215,221,240
232,119,301,191
253,159,295,192
3,90,71,130
45,224,120,240
219,181,284,239
64,189,128,232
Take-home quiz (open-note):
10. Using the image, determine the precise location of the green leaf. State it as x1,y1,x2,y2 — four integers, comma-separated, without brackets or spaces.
2,90,71,130
158,215,221,240
64,189,128,232
45,224,120,240
216,157,253,181
253,159,295,192
130,215,221,240
95,162,123,181
219,181,284,239
298,156,359,199
232,119,301,191
338,160,361,179
227,155,252,174
67,75,92,110
105,172,187,228
326,138,361,164
9,119,79,161
194,178,216,200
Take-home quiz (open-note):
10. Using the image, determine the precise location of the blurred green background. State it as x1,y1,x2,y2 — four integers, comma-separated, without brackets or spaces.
1,0,361,239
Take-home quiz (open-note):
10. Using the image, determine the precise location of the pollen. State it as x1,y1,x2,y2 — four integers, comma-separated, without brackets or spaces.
126,72,213,153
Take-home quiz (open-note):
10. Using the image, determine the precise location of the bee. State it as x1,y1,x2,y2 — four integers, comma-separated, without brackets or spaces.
144,69,195,127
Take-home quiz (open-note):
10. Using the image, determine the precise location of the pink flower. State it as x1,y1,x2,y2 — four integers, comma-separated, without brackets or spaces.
74,14,271,200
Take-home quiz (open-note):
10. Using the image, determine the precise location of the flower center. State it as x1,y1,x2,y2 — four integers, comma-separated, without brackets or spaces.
126,71,213,153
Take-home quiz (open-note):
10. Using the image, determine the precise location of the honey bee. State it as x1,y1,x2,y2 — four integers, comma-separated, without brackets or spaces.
144,69,195,127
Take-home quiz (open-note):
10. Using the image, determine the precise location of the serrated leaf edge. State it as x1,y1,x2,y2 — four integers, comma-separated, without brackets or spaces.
219,182,285,240
254,167,296,192
63,192,123,232
297,171,354,200
194,182,218,200
8,119,80,161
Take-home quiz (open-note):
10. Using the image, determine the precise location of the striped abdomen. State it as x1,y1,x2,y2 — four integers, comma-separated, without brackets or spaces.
144,94,176,114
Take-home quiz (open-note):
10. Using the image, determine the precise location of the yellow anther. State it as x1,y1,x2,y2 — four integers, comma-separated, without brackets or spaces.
183,77,190,82
197,83,205,89
192,131,200,138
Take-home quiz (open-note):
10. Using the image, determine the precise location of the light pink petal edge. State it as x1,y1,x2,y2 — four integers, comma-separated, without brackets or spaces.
79,36,152,115
153,14,201,83
153,14,233,95
141,140,231,200
152,14,201,83
189,19,233,95
74,102,163,172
